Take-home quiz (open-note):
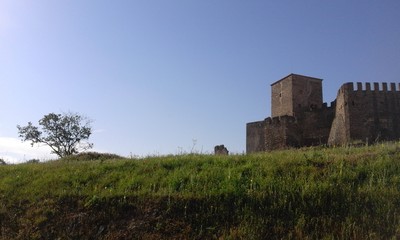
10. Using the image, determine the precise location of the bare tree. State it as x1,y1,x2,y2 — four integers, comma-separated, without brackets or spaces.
17,112,93,158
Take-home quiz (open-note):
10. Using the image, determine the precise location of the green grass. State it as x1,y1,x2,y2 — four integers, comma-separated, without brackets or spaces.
1,143,400,239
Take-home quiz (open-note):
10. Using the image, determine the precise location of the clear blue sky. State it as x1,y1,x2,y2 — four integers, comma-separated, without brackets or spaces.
1,1,400,162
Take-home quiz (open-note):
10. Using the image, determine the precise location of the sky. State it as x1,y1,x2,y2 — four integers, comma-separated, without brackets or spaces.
1,1,400,163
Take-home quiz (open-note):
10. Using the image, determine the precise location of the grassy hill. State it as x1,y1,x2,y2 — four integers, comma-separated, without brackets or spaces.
1,143,400,239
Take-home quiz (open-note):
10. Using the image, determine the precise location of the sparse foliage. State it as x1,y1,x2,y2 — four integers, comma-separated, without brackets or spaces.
17,112,93,158
26,159,40,164
0,158,6,165
61,152,123,161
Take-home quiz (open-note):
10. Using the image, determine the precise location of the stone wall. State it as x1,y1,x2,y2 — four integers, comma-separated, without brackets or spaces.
271,74,323,118
246,121,266,153
264,116,300,150
298,106,335,146
214,145,229,155
271,76,293,117
328,83,352,145
263,107,335,151
329,82,400,145
291,75,323,116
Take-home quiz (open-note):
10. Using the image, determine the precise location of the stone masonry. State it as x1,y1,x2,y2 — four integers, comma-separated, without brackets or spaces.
246,74,400,153
214,145,229,155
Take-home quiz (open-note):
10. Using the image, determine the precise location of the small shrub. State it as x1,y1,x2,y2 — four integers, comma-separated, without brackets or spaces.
26,159,40,164
61,152,124,161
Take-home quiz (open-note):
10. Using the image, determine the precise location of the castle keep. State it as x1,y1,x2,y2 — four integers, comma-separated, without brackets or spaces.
246,74,400,153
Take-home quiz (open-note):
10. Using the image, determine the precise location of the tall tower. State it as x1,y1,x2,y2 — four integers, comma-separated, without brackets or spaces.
271,74,323,117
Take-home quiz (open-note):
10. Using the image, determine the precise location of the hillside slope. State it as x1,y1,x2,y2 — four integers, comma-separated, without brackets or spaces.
1,143,400,239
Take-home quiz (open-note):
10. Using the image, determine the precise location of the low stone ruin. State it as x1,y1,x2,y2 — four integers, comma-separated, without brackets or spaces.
214,145,229,155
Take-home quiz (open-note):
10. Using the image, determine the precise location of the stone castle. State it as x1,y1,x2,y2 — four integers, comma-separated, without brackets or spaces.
246,74,400,153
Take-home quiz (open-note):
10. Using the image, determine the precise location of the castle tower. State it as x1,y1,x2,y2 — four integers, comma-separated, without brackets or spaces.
247,73,400,153
328,82,400,145
271,74,323,117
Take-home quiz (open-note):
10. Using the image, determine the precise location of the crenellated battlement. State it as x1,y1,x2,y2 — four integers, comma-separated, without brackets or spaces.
340,82,400,93
322,101,336,109
265,115,296,125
